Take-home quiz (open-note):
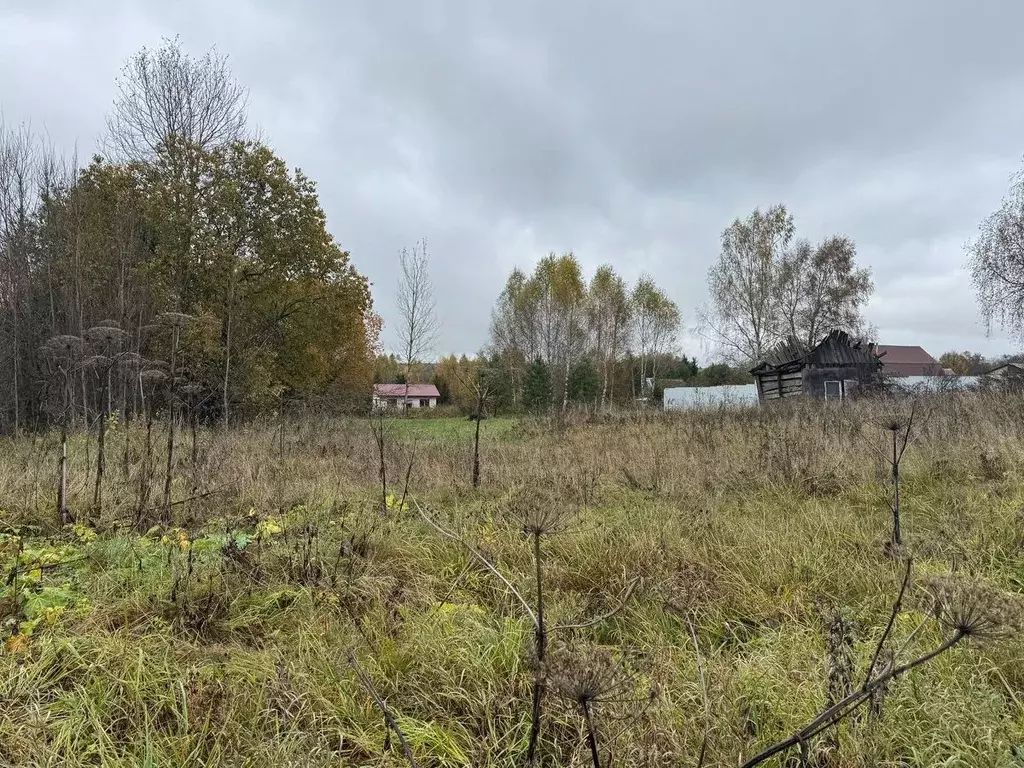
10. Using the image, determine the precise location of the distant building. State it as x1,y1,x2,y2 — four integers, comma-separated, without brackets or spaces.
750,330,882,403
984,362,1024,380
372,383,440,410
663,384,759,410
875,345,942,377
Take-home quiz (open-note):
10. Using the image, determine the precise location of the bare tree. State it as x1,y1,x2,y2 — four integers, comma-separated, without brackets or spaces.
702,205,794,364
0,120,38,435
105,36,248,160
968,166,1024,339
776,235,873,348
395,239,439,413
703,204,872,363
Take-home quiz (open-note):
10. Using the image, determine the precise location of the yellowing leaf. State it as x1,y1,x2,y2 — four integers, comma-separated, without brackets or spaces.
256,519,283,536
5,634,29,655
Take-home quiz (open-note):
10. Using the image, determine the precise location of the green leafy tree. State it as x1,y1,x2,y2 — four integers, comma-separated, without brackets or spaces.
522,358,552,414
482,353,516,413
568,358,600,404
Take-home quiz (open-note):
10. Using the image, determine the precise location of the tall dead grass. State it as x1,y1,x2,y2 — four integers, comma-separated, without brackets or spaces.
1,393,1024,765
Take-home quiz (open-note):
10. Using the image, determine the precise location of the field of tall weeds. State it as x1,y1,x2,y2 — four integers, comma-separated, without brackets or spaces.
2,394,1024,766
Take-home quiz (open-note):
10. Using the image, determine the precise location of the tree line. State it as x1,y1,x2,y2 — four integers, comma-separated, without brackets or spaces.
485,253,680,412
468,206,875,412
0,38,378,435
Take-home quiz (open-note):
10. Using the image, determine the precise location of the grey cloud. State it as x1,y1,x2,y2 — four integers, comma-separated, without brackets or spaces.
2,0,1024,360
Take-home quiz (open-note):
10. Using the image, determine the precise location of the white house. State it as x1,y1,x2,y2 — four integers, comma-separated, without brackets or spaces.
372,383,440,410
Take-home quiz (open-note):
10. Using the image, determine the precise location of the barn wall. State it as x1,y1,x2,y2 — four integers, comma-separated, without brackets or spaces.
756,369,803,401
803,365,874,398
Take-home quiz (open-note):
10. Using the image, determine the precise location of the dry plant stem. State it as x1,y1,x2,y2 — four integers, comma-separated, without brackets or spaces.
162,324,180,523
372,411,387,512
398,458,413,514
552,578,639,632
687,614,711,768
93,385,107,514
863,557,912,685
740,629,967,767
889,403,916,546
527,530,546,767
347,652,418,768
57,423,68,525
472,407,482,488
412,500,538,625
582,699,601,768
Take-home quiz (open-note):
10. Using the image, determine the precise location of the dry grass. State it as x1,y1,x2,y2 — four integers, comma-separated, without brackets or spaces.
2,394,1024,766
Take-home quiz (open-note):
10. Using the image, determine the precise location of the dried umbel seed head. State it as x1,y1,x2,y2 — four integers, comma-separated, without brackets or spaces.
158,311,197,329
83,354,113,370
921,575,1024,640
139,369,168,386
41,334,83,358
83,325,126,345
547,645,621,705
883,419,905,433
506,486,570,537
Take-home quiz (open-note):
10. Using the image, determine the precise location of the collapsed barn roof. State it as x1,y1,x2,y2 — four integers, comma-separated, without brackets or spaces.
750,330,882,374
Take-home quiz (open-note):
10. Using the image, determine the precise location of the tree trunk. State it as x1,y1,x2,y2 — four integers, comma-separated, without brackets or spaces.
221,275,235,429
600,356,609,411
561,354,571,415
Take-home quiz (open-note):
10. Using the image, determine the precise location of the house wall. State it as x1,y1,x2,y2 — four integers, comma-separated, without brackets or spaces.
372,395,438,410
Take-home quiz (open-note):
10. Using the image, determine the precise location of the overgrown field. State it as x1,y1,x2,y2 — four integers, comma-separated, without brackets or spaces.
3,398,1024,767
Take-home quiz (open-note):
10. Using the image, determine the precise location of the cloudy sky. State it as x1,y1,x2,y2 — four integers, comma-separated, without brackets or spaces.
2,0,1023,360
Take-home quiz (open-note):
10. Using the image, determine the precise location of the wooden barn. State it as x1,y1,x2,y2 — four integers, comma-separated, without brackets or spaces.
750,330,882,403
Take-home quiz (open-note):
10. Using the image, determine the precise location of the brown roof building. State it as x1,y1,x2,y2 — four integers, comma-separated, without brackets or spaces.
875,345,941,377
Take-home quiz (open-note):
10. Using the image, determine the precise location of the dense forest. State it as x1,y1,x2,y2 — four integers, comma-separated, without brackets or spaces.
0,40,378,435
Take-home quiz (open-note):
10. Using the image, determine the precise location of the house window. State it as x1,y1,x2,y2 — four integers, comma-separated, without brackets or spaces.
824,380,842,401
843,379,858,398
391,398,400,408
419,399,430,407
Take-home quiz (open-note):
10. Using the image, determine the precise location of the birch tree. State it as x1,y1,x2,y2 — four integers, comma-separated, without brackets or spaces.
631,276,680,395
588,265,630,408
703,205,794,364
704,204,872,363
395,239,439,409
776,235,872,349
968,167,1024,340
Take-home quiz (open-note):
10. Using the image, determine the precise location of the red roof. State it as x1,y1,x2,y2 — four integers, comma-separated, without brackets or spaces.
373,383,440,398
875,345,941,377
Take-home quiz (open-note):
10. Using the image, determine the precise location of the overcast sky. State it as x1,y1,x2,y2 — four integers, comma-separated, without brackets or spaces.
3,0,1024,361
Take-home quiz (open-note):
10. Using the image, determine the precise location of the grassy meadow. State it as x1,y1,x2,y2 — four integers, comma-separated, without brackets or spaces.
2,397,1024,766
